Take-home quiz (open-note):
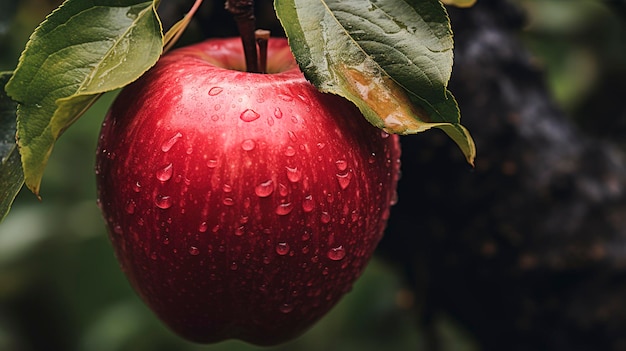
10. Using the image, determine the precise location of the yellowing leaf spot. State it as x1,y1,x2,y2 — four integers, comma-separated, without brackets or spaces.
440,0,476,8
341,63,440,134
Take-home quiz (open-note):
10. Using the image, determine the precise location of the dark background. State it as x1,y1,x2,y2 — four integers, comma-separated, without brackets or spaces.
1,0,625,350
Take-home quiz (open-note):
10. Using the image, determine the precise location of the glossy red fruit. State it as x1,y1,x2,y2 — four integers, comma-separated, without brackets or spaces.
96,37,401,346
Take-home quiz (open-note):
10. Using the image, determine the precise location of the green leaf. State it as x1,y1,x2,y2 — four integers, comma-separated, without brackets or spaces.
0,72,24,223
5,0,163,196
275,0,475,165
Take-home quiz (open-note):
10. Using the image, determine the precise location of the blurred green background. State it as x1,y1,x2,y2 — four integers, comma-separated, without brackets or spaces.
1,0,625,350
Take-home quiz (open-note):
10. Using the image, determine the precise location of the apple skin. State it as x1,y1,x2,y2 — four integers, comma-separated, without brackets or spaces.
96,37,401,345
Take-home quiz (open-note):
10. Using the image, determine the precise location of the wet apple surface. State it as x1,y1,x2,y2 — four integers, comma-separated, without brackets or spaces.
96,37,401,345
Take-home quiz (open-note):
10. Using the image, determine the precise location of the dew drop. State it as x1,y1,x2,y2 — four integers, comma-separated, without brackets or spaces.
208,86,223,96
189,246,200,256
241,139,256,151
335,159,348,171
156,163,173,181
276,202,293,216
207,159,218,168
390,191,399,206
302,195,315,212
230,262,238,270
235,226,245,236
223,197,234,206
284,146,296,157
155,194,172,209
286,166,301,182
327,245,346,261
336,172,352,190
368,152,377,164
279,303,294,314
223,184,232,193
240,109,260,122
255,180,274,197
276,242,290,255
274,107,283,118
211,114,220,121
288,131,297,142
321,211,331,223
198,221,208,233
279,183,289,196
132,181,142,192
125,200,136,214
316,142,326,150
278,94,293,102
380,130,390,138
161,132,182,152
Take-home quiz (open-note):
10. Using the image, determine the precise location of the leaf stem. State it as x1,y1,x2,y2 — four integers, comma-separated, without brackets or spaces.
225,0,259,73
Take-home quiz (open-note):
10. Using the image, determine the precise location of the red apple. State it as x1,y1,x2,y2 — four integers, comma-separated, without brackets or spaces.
96,37,401,345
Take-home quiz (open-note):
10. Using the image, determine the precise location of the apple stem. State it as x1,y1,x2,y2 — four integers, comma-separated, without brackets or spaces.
255,29,270,74
225,0,259,73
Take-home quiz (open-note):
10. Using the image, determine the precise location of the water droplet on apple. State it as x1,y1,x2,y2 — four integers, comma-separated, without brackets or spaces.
274,107,283,118
286,166,301,182
235,226,245,236
198,221,208,233
241,139,256,151
288,131,297,142
276,242,290,255
317,142,326,149
390,191,399,206
212,224,220,233
223,184,232,193
302,195,315,212
125,200,136,214
208,86,223,96
240,109,260,122
301,231,311,241
279,303,294,314
380,131,390,138
113,225,123,235
321,211,331,223
156,163,173,182
335,159,348,171
336,171,352,190
211,114,219,121
230,262,238,270
279,183,289,196
368,152,377,164
275,202,293,216
133,181,142,192
278,94,293,102
155,194,172,209
284,146,296,157
161,132,182,152
255,180,274,197
207,159,218,168
223,197,234,206
189,246,200,256
327,246,346,261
